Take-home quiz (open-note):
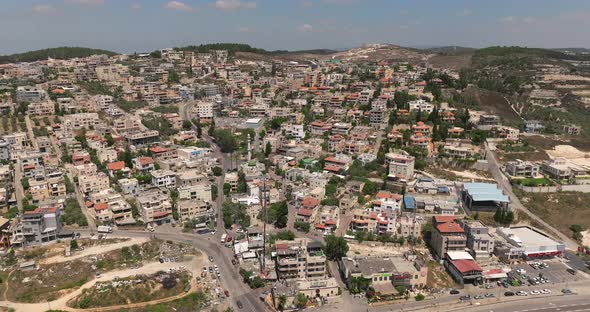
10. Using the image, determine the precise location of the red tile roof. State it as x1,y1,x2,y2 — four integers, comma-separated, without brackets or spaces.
451,260,482,274
107,161,125,171
433,216,457,224
324,165,341,173
302,197,320,208
137,156,154,166
435,222,464,234
297,208,314,217
94,202,108,211
315,223,326,230
325,219,337,225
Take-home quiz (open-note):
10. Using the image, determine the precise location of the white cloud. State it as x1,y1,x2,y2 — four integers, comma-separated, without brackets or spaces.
131,3,142,10
32,4,60,15
298,24,313,32
461,8,473,16
237,26,254,33
214,0,256,10
66,0,105,6
165,1,193,11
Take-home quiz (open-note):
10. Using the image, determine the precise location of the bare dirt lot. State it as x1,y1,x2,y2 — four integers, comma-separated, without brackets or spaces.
4,239,196,303
517,191,590,237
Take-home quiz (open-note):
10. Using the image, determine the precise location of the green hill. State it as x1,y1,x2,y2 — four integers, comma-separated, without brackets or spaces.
0,47,118,64
172,43,336,57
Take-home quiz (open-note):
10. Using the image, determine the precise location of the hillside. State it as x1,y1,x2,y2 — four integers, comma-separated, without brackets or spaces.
174,43,336,58
0,47,118,64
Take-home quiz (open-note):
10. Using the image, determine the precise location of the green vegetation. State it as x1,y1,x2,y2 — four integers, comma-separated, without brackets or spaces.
493,207,514,226
239,268,265,289
141,115,178,137
415,293,425,301
512,177,553,187
108,291,209,312
211,129,238,153
61,198,88,226
222,201,250,229
570,224,585,242
270,230,295,243
117,100,148,112
0,47,116,64
294,221,311,233
258,200,288,228
151,105,179,114
323,235,348,261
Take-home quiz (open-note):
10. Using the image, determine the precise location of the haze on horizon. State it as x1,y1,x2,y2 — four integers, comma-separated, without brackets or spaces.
2,0,590,55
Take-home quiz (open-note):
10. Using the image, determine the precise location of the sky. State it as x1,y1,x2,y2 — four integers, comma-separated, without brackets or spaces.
2,0,590,54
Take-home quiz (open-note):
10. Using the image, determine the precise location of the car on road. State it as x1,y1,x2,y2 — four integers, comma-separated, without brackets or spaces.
485,293,495,298
485,284,494,289
541,289,551,294
224,290,230,297
209,256,214,262
530,290,541,295
231,259,237,265
561,288,572,294
236,300,243,309
504,291,515,296
516,291,528,296
459,295,471,301
209,266,213,273
450,289,460,295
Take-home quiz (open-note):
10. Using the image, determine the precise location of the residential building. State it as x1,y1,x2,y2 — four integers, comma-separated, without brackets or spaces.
137,191,173,224
275,239,326,281
151,169,177,188
11,207,62,246
385,152,415,181
505,160,540,178
430,216,467,259
461,220,495,259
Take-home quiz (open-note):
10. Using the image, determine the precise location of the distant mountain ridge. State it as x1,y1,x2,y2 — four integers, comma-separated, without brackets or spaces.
0,47,118,64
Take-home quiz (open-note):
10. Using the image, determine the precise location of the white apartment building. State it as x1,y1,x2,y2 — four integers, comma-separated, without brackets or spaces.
62,113,100,131
195,101,214,121
386,152,415,181
408,99,434,113
78,172,110,195
151,169,176,188
137,191,173,224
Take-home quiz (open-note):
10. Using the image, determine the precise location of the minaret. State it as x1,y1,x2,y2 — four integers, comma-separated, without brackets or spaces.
247,133,252,161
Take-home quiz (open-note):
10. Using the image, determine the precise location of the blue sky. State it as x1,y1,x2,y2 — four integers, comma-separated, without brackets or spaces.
2,0,590,54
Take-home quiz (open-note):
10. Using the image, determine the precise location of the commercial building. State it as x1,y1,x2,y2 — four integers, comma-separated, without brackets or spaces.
444,251,483,286
339,254,428,293
494,226,566,262
178,199,212,221
461,183,509,212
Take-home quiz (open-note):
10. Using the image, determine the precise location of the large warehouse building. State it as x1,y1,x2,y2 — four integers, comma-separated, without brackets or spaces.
494,226,565,262
461,183,510,212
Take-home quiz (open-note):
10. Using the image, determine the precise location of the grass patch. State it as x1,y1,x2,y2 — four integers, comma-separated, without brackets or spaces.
512,177,553,187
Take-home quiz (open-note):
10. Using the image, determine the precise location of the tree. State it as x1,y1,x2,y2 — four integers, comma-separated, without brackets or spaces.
324,235,348,260
265,142,272,157
20,177,30,190
182,120,193,130
362,180,377,196
211,184,218,200
223,183,231,195
415,293,425,301
208,119,216,136
70,239,79,250
294,221,310,233
274,201,289,228
212,166,223,176
105,133,115,147
295,293,307,309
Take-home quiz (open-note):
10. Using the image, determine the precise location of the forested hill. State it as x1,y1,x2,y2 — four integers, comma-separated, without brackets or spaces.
0,47,118,64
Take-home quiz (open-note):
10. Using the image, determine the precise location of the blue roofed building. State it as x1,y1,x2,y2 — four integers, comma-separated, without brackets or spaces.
461,183,509,212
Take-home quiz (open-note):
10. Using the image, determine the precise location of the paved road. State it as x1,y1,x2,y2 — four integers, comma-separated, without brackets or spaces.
14,160,24,212
484,143,578,250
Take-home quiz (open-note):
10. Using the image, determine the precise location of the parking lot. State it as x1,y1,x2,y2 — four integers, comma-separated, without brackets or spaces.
511,258,586,285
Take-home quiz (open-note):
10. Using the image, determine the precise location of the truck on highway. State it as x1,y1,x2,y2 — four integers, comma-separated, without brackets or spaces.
97,225,113,233
220,233,227,244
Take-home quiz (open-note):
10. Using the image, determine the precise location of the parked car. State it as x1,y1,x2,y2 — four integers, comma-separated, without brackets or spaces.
541,289,551,294
504,291,515,296
224,290,230,297
450,289,460,295
236,300,243,309
459,295,471,301
562,288,573,294
516,291,528,296
530,290,541,295
567,268,577,275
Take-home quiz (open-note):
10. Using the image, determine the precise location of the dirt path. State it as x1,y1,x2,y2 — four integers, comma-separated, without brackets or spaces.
39,237,148,265
0,254,204,312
